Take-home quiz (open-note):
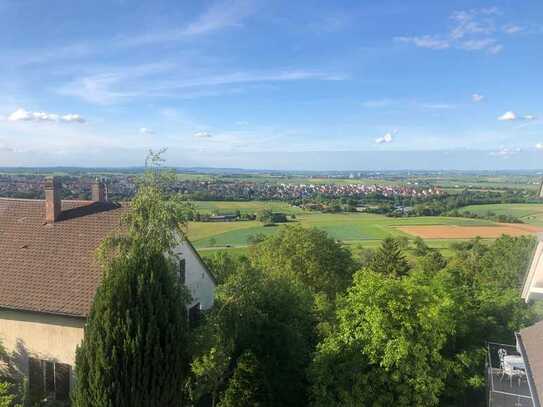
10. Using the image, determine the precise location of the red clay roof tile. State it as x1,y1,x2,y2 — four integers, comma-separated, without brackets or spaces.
0,198,127,317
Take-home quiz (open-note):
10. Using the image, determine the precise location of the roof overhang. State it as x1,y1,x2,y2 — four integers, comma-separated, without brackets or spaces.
516,328,543,407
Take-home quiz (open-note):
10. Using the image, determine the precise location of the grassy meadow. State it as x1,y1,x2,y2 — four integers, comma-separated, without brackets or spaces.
460,203,543,226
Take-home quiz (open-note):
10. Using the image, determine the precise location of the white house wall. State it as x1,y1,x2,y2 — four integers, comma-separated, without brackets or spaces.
176,240,216,310
523,237,543,302
0,309,84,378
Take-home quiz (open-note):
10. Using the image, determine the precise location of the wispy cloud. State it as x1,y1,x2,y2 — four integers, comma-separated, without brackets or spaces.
362,98,456,111
395,7,519,54
6,0,257,66
489,146,521,158
56,62,177,104
459,38,502,54
6,108,85,123
472,93,485,102
116,0,256,47
193,131,213,139
155,70,346,89
396,35,450,50
59,67,347,105
3,43,96,67
503,24,523,34
140,127,155,135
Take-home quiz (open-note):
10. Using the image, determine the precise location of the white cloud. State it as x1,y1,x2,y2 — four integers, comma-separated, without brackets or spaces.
375,131,396,144
497,111,536,121
140,127,155,135
489,147,521,158
535,143,543,150
459,38,499,52
61,114,85,123
193,131,213,139
395,35,450,50
503,24,522,34
449,9,495,40
498,111,517,121
472,93,484,102
6,108,86,123
396,8,516,54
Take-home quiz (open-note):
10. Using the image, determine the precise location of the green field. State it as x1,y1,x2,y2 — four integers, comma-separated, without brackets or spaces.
461,203,543,226
186,206,499,258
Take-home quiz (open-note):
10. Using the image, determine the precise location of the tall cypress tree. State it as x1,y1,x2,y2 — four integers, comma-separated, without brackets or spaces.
73,249,189,406
74,151,193,406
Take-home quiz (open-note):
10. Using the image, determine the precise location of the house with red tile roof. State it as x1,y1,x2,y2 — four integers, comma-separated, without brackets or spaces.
0,177,216,403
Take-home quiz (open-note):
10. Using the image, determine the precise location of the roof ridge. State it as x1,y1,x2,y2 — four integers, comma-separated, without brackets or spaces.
0,197,111,204
0,197,43,202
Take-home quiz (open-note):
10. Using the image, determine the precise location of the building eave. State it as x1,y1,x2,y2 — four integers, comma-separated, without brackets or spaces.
516,331,542,407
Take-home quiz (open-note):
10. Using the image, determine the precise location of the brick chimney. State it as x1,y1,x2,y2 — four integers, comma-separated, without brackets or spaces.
44,176,61,223
91,179,106,202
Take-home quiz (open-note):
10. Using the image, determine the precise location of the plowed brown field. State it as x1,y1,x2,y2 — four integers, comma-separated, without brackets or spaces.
397,223,543,239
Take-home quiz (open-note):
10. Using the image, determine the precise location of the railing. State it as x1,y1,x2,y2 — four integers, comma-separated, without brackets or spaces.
487,342,534,407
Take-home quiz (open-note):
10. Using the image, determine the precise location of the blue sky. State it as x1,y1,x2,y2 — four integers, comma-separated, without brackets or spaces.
0,0,542,169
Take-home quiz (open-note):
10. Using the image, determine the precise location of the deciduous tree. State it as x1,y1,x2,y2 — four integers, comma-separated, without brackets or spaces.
310,270,455,406
251,225,356,298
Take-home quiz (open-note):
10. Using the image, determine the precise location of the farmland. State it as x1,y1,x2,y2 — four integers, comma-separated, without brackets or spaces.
184,201,543,258
461,203,543,227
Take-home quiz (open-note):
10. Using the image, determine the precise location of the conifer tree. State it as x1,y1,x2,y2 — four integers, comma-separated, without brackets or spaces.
73,150,192,406
369,237,410,277
73,249,189,406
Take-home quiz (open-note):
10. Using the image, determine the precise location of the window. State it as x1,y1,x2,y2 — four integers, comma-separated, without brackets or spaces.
189,303,201,328
179,258,186,284
28,357,71,404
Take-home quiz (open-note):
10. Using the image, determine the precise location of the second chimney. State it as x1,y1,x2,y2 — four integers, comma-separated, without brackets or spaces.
91,179,106,202
45,176,61,223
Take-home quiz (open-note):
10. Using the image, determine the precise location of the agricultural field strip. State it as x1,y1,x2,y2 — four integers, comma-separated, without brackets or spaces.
188,212,501,248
